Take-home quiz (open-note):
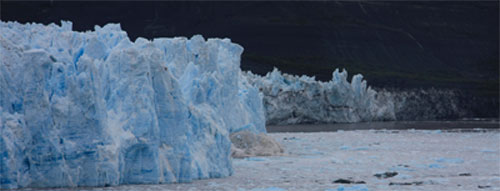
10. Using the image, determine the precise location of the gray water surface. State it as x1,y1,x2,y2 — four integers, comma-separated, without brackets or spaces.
266,120,500,133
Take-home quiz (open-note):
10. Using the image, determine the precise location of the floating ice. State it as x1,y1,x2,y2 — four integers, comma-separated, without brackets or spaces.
436,158,464,164
251,187,287,191
326,185,370,191
230,131,284,158
0,21,265,189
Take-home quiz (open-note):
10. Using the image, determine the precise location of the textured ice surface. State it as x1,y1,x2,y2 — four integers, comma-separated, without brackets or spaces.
245,69,470,125
230,131,284,158
245,69,395,125
0,21,265,189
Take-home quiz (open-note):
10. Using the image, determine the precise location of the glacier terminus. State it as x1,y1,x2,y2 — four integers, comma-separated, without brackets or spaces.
0,20,449,189
0,21,266,189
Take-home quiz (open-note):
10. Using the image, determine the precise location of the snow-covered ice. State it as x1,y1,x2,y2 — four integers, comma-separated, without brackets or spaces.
15,128,499,191
0,21,265,189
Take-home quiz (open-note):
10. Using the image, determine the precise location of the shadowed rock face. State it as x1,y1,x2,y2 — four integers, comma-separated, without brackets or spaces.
1,1,498,117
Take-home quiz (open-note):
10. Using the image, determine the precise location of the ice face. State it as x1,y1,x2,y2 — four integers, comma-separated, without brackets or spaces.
0,21,265,189
244,67,469,125
244,68,396,125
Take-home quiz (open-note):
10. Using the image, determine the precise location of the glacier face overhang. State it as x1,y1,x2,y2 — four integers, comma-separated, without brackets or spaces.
0,21,266,189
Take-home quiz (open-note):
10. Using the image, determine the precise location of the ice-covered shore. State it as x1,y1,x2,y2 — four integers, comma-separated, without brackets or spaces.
0,21,265,189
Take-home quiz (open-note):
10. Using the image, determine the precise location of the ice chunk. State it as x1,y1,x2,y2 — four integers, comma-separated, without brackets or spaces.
230,131,284,158
0,21,265,189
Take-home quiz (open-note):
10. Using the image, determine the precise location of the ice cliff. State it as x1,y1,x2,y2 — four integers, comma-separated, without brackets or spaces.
0,20,467,189
0,21,265,189
245,68,469,125
245,68,396,125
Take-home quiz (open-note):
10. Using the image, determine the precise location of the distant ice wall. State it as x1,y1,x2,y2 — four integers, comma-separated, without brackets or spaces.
245,68,396,125
246,68,472,125
0,21,265,189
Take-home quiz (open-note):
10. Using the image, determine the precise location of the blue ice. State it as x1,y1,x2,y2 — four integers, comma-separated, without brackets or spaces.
436,158,464,164
251,187,287,191
0,21,265,189
326,185,370,191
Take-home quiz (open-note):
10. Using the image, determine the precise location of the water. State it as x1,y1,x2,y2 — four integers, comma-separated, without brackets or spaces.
267,120,499,133
10,120,500,191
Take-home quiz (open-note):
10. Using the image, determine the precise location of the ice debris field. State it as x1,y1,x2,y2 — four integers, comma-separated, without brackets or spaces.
1,21,498,190
10,130,500,191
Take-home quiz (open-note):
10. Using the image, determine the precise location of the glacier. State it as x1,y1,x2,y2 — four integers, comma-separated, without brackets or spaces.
0,20,469,189
244,68,396,125
245,68,469,125
0,21,265,189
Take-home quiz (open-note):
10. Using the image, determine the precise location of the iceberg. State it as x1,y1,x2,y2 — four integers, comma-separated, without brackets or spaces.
230,130,284,158
0,21,265,189
244,68,396,125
